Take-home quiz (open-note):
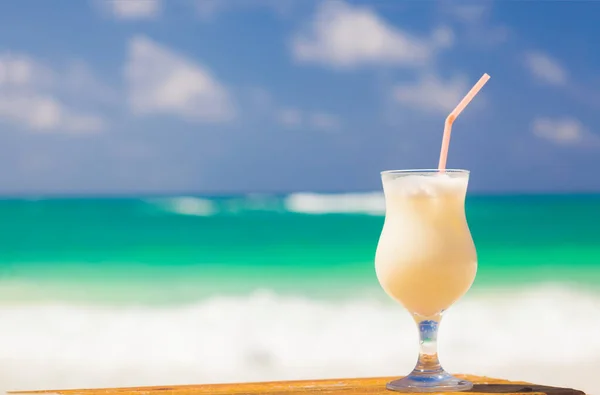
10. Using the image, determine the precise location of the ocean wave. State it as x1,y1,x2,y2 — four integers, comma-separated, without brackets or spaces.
284,192,385,215
144,193,387,216
145,197,217,216
0,285,598,394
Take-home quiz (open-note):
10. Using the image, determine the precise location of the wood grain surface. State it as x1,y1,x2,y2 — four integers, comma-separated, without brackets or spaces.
10,375,586,395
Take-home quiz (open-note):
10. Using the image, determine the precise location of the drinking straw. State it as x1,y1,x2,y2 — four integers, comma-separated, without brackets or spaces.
438,73,490,171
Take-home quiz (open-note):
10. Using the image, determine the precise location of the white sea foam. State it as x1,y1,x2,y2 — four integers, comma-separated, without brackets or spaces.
284,192,385,215
149,197,217,216
0,285,598,394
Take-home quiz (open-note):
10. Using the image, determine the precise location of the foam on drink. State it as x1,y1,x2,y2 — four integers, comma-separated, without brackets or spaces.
383,174,468,198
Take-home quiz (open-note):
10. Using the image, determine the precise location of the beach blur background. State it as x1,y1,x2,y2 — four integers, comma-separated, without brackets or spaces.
1,0,599,394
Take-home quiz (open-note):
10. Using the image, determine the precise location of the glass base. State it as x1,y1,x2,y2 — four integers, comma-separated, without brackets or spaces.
386,370,473,393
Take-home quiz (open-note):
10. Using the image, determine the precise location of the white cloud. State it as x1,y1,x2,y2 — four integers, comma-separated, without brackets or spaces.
440,1,493,25
0,54,106,133
0,54,53,87
195,0,294,20
524,51,568,86
439,1,510,48
393,73,471,114
277,107,341,131
431,26,454,48
101,0,161,20
125,36,235,123
291,0,449,68
278,107,303,127
63,61,118,105
243,86,274,120
309,112,341,131
195,0,222,19
0,94,104,133
531,117,597,146
446,4,489,24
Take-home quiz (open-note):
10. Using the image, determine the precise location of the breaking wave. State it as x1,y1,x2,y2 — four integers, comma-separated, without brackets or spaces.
284,192,385,215
144,193,387,216
0,284,598,394
146,197,217,216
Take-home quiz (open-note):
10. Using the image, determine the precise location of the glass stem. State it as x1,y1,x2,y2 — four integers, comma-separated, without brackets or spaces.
413,313,444,375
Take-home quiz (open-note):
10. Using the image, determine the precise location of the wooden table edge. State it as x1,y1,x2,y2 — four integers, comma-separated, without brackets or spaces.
7,374,587,395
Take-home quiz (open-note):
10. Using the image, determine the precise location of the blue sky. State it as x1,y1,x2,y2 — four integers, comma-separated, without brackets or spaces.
0,0,599,195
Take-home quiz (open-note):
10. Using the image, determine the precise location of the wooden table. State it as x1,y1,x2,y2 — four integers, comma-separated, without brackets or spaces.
10,375,586,395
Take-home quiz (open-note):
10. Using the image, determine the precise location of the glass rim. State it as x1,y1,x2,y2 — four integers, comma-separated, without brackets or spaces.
380,169,469,175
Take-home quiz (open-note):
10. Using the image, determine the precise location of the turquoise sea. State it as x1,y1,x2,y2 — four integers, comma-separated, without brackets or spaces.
2,194,600,302
1,193,599,393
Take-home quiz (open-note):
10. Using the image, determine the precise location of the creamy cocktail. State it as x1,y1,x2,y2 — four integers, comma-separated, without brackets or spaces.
374,170,477,392
374,73,490,393
376,171,477,318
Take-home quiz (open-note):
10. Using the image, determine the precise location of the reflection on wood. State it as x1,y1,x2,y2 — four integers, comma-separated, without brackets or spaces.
9,375,586,395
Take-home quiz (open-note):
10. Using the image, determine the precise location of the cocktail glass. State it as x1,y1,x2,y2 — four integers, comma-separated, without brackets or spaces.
375,169,477,392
